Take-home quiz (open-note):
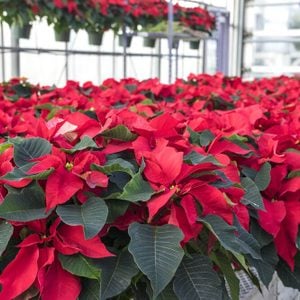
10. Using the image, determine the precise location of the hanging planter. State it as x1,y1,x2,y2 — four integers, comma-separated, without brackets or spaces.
118,35,133,48
189,40,201,50
143,37,156,48
88,31,104,46
54,29,71,42
12,24,32,39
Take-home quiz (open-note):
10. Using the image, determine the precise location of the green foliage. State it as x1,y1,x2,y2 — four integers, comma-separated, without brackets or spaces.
173,254,223,300
201,215,261,260
12,137,52,167
211,251,240,300
0,182,51,221
56,197,108,239
241,177,265,210
98,250,139,300
64,136,98,154
188,127,215,147
0,222,13,256
101,125,137,142
59,254,101,280
184,151,222,166
128,223,184,299
277,254,300,290
254,162,271,191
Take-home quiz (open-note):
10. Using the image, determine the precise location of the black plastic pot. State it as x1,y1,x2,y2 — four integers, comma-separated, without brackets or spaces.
13,24,32,39
118,35,132,48
172,40,179,49
88,31,104,46
189,40,201,50
55,29,71,42
143,37,156,48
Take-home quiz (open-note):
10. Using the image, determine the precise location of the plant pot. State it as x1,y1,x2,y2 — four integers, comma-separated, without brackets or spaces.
189,40,200,50
172,40,179,49
88,31,104,46
13,24,32,39
143,37,156,48
55,29,71,42
118,35,132,48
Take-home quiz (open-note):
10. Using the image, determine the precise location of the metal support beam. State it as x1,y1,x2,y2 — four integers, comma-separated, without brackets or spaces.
0,45,203,59
11,27,20,77
168,0,174,83
227,0,245,76
0,22,5,81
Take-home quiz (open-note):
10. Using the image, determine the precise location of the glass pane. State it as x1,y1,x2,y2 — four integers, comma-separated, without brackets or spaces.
245,4,300,32
206,39,217,74
244,41,300,77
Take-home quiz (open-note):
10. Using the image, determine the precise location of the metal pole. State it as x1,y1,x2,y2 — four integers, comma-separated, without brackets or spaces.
113,33,116,78
122,25,127,78
65,42,69,80
175,45,179,78
11,26,20,77
157,39,162,79
202,39,207,73
0,21,5,81
97,45,101,83
168,0,174,83
123,0,128,78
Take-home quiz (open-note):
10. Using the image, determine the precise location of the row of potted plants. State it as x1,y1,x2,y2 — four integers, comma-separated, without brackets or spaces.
0,0,215,46
0,73,299,299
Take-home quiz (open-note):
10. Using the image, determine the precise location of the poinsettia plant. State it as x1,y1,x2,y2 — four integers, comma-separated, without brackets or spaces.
0,0,39,27
0,0,216,36
0,74,299,300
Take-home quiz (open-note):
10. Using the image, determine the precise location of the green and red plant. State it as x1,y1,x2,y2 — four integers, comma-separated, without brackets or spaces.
0,74,299,299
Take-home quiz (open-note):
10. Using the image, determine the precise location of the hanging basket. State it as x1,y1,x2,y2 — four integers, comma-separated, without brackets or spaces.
55,29,71,42
88,31,104,46
189,40,201,50
12,24,32,39
143,37,156,48
118,35,132,48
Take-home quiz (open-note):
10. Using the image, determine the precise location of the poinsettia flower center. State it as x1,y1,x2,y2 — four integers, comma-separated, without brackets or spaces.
65,162,74,171
170,184,181,194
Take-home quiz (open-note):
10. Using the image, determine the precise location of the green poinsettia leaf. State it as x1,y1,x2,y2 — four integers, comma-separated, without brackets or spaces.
254,162,271,191
101,125,137,141
79,279,100,300
128,223,184,299
0,182,50,222
118,161,155,202
233,215,262,260
211,251,240,300
12,137,52,167
1,163,34,181
173,254,223,300
91,158,136,176
98,250,139,300
188,127,215,147
277,255,300,291
59,254,101,280
241,177,265,210
184,151,222,166
2,164,54,181
201,215,262,260
0,221,14,256
64,136,98,154
56,197,108,239
156,283,178,300
105,200,129,223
